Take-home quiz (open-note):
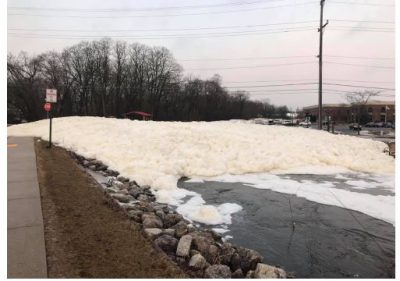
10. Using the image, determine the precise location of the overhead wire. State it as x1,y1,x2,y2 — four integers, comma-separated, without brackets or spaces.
7,2,317,18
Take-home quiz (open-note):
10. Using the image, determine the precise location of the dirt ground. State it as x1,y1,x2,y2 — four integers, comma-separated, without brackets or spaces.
35,139,187,278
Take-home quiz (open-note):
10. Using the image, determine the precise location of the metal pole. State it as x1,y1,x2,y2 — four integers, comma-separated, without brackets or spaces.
318,0,327,130
48,110,52,148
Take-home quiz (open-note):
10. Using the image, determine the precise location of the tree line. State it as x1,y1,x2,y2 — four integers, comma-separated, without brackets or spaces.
7,38,289,122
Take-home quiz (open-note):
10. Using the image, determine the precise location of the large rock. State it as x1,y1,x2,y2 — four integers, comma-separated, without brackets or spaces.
246,270,254,278
172,221,189,238
142,214,163,228
110,193,133,203
164,213,184,228
154,235,178,253
207,244,220,264
163,228,175,236
144,228,163,240
232,268,244,278
220,243,236,266
237,247,263,273
191,232,219,263
127,210,143,222
128,187,142,199
230,253,241,271
106,169,119,177
117,175,129,182
254,263,287,278
112,180,125,189
189,254,208,270
204,265,232,278
176,235,193,257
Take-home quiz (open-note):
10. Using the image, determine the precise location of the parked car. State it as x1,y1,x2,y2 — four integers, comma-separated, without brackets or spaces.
365,122,376,128
383,122,393,128
349,123,362,131
299,120,311,127
374,122,384,128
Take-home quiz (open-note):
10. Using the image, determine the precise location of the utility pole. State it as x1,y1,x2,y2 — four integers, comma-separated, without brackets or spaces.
318,0,328,130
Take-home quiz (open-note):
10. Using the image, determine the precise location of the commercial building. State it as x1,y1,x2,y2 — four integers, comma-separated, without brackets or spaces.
301,100,395,124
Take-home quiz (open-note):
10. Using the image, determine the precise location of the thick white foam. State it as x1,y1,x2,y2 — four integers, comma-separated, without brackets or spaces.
8,117,395,225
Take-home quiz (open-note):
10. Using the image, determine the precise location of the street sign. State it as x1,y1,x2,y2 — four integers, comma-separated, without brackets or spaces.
46,89,57,103
44,103,51,112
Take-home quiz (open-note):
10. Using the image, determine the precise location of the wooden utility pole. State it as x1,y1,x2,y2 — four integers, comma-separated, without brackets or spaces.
318,0,328,129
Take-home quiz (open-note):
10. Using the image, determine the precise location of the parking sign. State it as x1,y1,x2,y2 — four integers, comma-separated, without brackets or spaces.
46,89,57,103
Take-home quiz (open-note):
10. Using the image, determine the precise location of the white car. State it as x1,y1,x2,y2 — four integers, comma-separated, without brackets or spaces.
299,121,311,127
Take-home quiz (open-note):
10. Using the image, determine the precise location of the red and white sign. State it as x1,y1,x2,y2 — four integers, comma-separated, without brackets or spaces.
44,102,51,112
46,89,57,103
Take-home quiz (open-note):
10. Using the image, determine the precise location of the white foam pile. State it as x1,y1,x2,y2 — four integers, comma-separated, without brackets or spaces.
8,117,395,225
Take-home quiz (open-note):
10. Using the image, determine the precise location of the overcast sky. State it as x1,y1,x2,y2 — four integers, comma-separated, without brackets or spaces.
7,0,395,109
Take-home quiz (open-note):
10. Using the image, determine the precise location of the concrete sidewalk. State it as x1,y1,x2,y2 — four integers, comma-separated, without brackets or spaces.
7,137,47,278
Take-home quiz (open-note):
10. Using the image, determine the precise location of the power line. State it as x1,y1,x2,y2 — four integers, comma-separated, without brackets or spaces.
7,0,288,12
224,78,394,84
329,28,394,33
323,83,395,91
7,2,317,18
185,61,316,71
225,82,317,88
7,20,319,33
330,19,394,24
325,55,394,60
8,28,316,40
325,61,394,69
329,1,394,7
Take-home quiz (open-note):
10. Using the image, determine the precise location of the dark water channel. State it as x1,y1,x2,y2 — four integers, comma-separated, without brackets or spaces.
179,180,395,278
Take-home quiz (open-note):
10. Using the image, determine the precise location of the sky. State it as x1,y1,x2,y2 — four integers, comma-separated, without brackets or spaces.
7,0,395,109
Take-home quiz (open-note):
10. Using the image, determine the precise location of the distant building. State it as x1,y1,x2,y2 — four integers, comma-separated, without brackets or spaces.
301,100,395,124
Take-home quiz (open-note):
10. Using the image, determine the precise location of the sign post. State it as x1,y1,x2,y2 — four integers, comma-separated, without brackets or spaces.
45,89,57,148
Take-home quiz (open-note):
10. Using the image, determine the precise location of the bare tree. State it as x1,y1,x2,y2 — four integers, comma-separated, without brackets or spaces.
346,90,379,134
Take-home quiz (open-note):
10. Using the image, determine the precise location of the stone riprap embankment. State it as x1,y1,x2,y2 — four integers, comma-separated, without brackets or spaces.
69,151,288,278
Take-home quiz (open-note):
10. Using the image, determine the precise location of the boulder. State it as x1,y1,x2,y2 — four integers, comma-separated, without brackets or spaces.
135,202,154,212
230,253,241,271
117,175,129,182
204,265,232,278
82,160,90,167
142,214,163,229
220,243,236,266
189,254,208,270
106,169,119,177
128,187,142,199
245,270,254,278
164,213,184,228
105,187,118,194
232,268,244,278
254,263,287,278
176,235,193,257
172,221,189,238
110,193,133,203
163,228,176,236
144,228,163,239
142,185,151,191
112,180,125,189
237,247,263,273
191,232,217,262
89,165,97,171
190,249,200,257
137,194,150,201
127,210,143,222
207,244,220,264
155,210,165,220
154,235,178,253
